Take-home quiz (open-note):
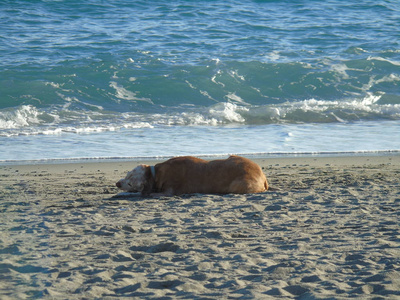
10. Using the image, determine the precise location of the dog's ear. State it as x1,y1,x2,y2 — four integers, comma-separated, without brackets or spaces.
141,166,156,196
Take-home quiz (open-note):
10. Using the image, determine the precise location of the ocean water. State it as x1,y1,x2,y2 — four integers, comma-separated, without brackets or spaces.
1,0,400,162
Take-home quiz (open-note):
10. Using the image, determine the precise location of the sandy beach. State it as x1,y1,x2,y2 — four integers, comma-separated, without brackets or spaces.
1,155,400,299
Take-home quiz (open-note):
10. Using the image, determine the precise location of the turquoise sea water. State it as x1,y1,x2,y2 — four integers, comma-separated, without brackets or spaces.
1,0,400,162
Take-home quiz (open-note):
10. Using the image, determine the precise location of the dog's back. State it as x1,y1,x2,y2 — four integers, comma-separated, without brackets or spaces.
154,155,267,195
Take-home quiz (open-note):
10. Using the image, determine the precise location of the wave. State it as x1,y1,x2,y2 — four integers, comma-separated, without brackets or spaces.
1,93,399,137
1,54,400,137
2,55,400,108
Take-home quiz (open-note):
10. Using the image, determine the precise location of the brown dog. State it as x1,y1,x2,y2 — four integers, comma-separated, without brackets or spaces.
116,155,268,196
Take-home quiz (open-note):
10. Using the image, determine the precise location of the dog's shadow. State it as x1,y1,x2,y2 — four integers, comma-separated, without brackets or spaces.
110,192,142,200
109,192,177,200
110,191,231,201
109,190,275,201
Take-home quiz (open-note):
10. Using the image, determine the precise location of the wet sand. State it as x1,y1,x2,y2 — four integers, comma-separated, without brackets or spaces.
1,155,400,299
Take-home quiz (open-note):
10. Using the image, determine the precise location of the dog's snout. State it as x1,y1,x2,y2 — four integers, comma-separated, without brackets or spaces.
116,181,122,188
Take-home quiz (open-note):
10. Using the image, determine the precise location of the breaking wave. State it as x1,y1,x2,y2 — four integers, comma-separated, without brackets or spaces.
1,93,399,137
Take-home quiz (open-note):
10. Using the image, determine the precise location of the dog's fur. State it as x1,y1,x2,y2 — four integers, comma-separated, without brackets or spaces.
116,155,268,196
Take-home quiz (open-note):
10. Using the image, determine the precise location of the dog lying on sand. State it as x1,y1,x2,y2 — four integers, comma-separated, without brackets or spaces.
116,155,268,196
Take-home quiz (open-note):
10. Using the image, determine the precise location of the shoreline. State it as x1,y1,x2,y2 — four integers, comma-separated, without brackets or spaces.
1,150,399,167
1,154,400,179
1,154,400,299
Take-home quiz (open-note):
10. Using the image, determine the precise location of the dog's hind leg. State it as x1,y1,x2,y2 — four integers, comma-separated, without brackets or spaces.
228,177,267,194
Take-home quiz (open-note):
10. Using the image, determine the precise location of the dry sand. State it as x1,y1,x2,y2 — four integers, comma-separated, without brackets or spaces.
1,155,400,299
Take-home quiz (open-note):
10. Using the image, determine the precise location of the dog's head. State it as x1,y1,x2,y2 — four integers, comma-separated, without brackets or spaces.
116,164,149,192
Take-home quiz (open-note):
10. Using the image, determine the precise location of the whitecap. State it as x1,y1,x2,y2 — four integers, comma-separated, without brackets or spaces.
228,70,245,82
208,102,247,123
224,92,249,105
0,105,42,129
109,81,153,104
367,56,400,67
211,70,225,87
